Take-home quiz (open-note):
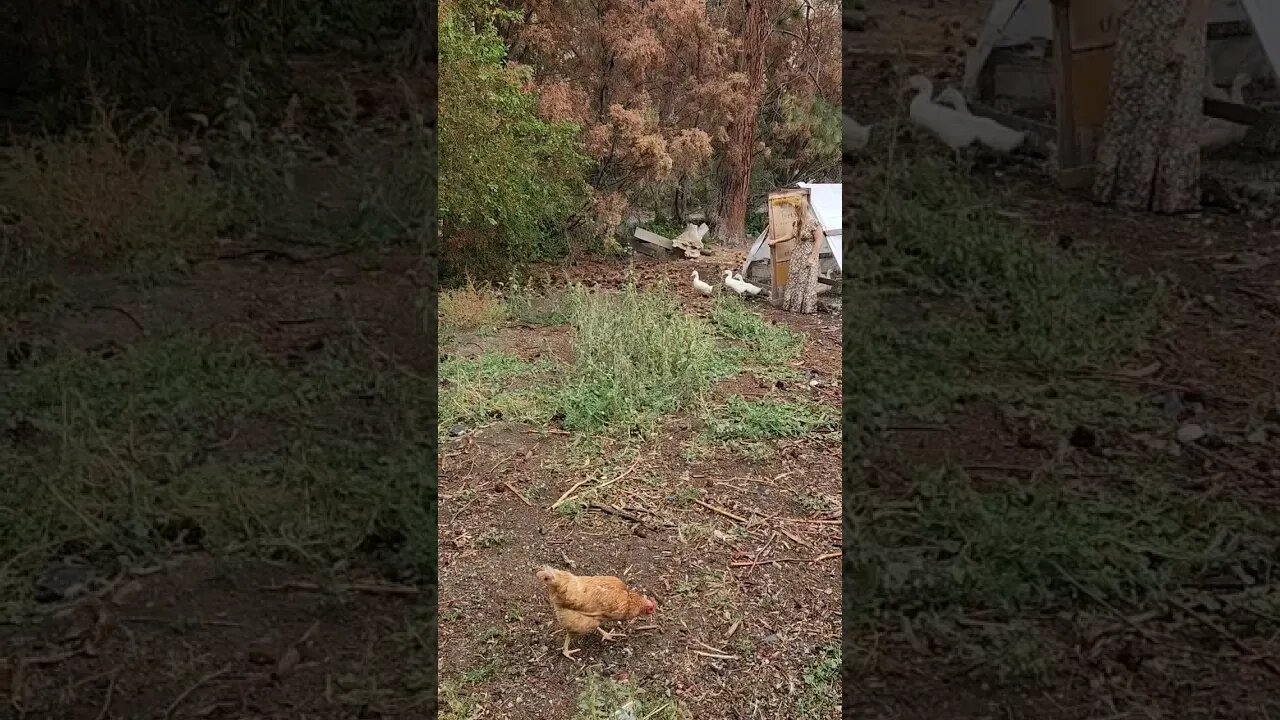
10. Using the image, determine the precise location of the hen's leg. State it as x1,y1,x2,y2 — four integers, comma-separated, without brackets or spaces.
561,633,580,659
598,627,626,642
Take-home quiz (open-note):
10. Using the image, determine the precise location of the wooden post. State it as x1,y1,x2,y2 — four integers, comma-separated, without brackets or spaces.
1052,0,1127,190
1051,0,1081,186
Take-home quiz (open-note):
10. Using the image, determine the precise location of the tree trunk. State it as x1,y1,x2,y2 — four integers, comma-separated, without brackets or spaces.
671,178,686,224
781,224,823,314
716,0,771,247
1091,0,1210,213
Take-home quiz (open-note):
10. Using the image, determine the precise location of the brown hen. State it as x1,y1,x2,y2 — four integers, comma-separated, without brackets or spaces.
535,565,656,659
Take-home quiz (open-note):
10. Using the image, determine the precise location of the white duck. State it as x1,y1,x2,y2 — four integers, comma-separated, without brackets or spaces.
934,87,970,114
907,75,1024,154
844,113,871,152
816,268,838,295
731,271,764,296
723,269,747,295
691,270,713,296
1199,72,1251,152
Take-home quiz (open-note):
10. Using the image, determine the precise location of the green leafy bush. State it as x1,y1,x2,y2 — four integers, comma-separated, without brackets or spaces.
437,0,590,281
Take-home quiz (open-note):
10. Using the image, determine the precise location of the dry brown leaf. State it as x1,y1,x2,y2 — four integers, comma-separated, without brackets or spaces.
275,645,302,678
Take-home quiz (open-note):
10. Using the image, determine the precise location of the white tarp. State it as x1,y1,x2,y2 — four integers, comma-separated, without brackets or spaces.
966,0,1279,94
743,182,843,276
797,182,842,238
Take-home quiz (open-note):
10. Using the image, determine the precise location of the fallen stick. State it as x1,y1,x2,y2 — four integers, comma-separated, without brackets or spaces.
487,453,516,475
164,663,232,719
1170,598,1280,680
503,481,535,507
691,649,740,660
692,498,750,525
550,457,642,510
123,616,245,629
776,525,810,547
587,503,645,523
776,517,840,525
1186,444,1273,483
95,670,119,720
692,639,731,654
259,581,420,596
729,552,840,568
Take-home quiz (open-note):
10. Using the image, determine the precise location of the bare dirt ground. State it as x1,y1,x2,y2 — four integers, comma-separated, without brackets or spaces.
848,2,1280,718
1,242,433,718
437,257,842,719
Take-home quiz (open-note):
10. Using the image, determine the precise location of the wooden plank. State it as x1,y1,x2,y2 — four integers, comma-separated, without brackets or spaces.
773,258,790,301
817,275,838,287
990,56,1055,102
1057,165,1095,189
1052,0,1079,173
767,187,811,300
773,239,794,265
1207,20,1252,40
1068,0,1122,52
633,227,672,249
1203,97,1264,125
1070,46,1115,129
630,237,675,259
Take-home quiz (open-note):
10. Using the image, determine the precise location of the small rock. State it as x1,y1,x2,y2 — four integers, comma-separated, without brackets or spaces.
1069,425,1097,449
1176,423,1207,444
33,559,96,604
448,423,467,437
1017,432,1047,450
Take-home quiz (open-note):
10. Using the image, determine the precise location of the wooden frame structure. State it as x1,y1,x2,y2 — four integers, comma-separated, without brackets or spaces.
1051,0,1121,189
764,187,807,302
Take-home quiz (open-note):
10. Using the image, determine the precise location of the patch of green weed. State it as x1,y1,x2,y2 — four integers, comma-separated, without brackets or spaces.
796,644,840,718
211,74,430,250
0,99,216,313
440,682,484,720
503,273,571,326
844,156,1164,452
0,332,433,619
704,395,836,442
439,281,509,340
474,530,513,549
438,352,557,433
558,282,730,435
846,465,1280,619
709,293,804,367
574,672,682,720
